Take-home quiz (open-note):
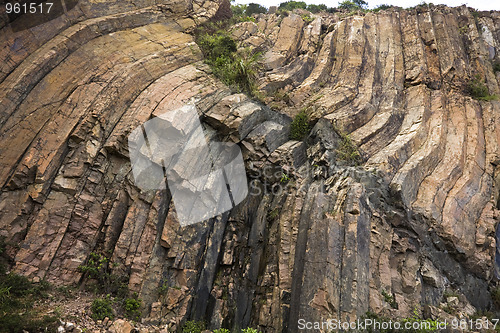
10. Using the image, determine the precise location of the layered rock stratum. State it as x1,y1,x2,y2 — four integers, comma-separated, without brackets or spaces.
1,0,500,331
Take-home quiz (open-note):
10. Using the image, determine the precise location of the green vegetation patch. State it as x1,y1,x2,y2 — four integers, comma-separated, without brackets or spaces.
289,110,311,140
196,30,261,96
372,4,392,12
78,252,128,296
241,328,260,333
0,237,58,333
278,1,307,11
338,0,368,10
0,275,56,332
80,251,145,322
493,62,500,73
182,320,206,333
381,289,398,309
214,329,230,333
91,295,114,321
123,293,142,321
467,74,498,101
333,124,362,165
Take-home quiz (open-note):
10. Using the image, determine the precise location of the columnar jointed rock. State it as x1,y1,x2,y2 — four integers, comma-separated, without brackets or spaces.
0,1,500,332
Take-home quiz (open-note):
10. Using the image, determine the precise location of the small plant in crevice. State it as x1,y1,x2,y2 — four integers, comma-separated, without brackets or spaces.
273,89,291,105
241,328,261,333
301,14,314,24
158,280,169,297
280,172,290,183
123,293,142,321
182,320,206,333
458,25,468,35
467,74,498,101
491,285,500,307
214,329,230,333
333,123,362,165
381,289,398,309
0,241,59,333
493,62,500,73
267,208,280,221
289,110,311,141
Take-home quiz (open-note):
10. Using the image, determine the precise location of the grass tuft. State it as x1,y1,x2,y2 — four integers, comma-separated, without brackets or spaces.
289,110,311,140
196,30,261,96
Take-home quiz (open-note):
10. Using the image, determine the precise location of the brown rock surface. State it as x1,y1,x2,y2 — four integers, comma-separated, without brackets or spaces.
1,2,500,332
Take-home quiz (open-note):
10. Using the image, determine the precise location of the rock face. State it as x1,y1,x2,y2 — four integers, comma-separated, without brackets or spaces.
1,1,500,332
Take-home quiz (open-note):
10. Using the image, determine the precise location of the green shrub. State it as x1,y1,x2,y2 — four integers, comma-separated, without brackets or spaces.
78,252,108,280
231,3,265,20
467,74,498,101
91,296,114,321
334,126,362,165
123,294,142,321
289,110,310,140
0,271,58,333
231,4,247,16
214,329,230,333
493,62,500,73
78,252,128,296
196,31,261,95
197,33,237,62
158,280,169,296
307,4,328,13
372,4,392,12
182,320,205,333
280,173,290,183
239,16,256,22
1,313,59,333
246,3,267,16
338,0,367,10
468,74,488,97
242,328,260,333
301,14,313,24
278,1,307,11
491,286,500,306
381,289,398,309
0,273,31,298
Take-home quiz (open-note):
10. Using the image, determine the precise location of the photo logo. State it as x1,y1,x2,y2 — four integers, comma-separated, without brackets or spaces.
5,0,81,32
128,104,248,226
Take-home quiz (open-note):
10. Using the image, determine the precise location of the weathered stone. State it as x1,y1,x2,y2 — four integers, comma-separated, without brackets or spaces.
108,319,132,333
1,3,500,332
